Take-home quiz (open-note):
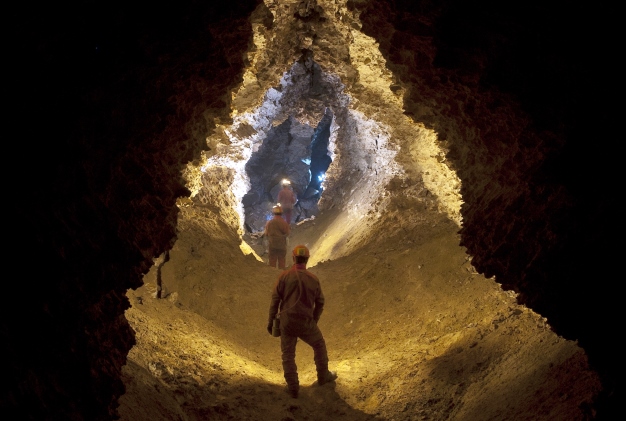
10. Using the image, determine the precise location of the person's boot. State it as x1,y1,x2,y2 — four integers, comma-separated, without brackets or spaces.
317,370,338,386
285,385,299,398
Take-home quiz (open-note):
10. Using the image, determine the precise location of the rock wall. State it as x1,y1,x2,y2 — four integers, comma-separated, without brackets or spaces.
352,0,619,414
5,1,260,419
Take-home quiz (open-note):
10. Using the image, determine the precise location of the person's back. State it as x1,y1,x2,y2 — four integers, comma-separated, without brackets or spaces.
265,214,290,249
277,185,297,224
278,186,296,207
264,206,290,269
275,266,323,329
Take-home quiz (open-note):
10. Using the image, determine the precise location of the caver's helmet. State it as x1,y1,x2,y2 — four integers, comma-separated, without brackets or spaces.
292,244,310,258
272,205,283,215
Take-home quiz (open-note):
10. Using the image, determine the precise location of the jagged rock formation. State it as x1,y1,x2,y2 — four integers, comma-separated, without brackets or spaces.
5,0,619,419
6,2,259,419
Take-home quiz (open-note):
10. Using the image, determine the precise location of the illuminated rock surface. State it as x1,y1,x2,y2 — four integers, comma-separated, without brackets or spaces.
5,0,618,420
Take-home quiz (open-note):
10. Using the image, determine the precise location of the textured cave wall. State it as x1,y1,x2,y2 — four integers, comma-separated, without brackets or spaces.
5,1,261,419
4,0,620,419
352,0,620,414
198,0,461,264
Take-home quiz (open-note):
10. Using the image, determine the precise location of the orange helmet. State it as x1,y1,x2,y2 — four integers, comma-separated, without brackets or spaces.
292,244,310,258
272,205,283,215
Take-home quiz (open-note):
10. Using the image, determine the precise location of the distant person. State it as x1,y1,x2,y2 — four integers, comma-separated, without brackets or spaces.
264,205,291,269
277,180,297,224
267,245,337,398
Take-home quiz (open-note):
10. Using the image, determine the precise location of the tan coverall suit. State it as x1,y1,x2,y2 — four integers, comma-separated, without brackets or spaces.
264,215,290,269
277,187,297,224
268,264,329,395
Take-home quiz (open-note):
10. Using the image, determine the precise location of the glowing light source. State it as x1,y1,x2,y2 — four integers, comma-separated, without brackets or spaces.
282,179,291,185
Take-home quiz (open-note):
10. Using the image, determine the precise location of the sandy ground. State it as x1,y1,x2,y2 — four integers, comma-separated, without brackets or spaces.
118,202,601,421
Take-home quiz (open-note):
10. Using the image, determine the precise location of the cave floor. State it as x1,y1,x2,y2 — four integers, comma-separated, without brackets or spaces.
118,206,601,421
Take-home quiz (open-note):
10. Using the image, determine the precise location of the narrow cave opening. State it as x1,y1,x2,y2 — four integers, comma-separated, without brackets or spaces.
120,44,607,419
119,49,603,418
242,109,333,234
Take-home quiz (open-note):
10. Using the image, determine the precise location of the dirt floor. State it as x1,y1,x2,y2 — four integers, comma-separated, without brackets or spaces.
118,200,602,421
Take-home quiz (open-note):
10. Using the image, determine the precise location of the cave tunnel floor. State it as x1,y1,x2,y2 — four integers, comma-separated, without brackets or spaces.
119,205,602,421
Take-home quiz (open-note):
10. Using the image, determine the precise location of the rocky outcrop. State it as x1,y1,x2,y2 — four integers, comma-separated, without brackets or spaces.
6,1,260,419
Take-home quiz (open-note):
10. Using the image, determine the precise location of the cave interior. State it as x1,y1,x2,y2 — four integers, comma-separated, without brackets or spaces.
4,0,620,420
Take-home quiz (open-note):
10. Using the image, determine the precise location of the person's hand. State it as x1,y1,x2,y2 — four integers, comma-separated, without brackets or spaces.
267,322,273,335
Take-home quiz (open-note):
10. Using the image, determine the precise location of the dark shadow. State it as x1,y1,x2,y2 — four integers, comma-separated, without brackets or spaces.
422,333,598,420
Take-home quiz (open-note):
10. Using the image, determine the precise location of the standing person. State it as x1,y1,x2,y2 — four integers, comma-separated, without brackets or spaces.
264,205,291,269
267,245,337,398
277,180,297,224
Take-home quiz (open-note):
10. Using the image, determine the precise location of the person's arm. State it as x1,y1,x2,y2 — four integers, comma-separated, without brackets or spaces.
312,283,325,322
268,278,283,333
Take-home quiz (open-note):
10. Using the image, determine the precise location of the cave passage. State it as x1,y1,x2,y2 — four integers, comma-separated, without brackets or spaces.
138,30,602,416
119,46,603,421
304,108,333,199
242,109,333,232
8,0,618,419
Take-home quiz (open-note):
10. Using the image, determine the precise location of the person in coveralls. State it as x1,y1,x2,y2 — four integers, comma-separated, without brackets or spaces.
267,244,337,398
277,180,297,224
264,205,291,269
